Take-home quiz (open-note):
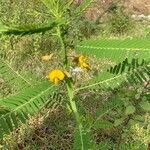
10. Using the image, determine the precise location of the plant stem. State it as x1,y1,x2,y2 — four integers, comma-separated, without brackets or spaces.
57,26,68,68
66,80,84,150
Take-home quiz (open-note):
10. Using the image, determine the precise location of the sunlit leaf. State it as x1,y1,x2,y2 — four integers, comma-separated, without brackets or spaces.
125,105,136,115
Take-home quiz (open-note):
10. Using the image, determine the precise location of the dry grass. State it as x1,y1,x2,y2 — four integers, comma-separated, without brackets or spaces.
84,0,150,21
124,0,150,15
0,0,149,149
2,107,74,150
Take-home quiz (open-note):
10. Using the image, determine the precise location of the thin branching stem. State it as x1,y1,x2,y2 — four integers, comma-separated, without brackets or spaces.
57,26,68,68
66,80,84,150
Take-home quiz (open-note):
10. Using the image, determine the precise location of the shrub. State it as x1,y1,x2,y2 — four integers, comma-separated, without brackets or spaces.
108,4,133,35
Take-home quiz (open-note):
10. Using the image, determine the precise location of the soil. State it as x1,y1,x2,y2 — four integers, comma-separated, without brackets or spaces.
75,0,150,20
124,0,150,15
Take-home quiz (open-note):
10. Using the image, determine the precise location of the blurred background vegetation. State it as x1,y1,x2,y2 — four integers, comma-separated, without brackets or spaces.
0,0,150,149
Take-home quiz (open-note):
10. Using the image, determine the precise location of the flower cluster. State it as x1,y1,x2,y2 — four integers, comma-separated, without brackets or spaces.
44,55,90,85
73,55,91,70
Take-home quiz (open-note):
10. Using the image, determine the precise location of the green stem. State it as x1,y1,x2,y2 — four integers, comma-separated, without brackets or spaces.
57,26,68,68
66,80,84,150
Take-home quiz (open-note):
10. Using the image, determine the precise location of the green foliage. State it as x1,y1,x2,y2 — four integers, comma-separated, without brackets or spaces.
40,0,74,18
66,17,99,48
0,59,32,92
0,0,150,149
75,37,149,148
125,105,136,115
96,140,113,150
108,5,133,35
95,96,123,120
0,21,58,36
93,119,113,129
73,125,96,150
74,0,94,17
107,58,150,86
76,38,150,90
77,38,150,62
0,81,57,138
76,61,149,91
140,101,150,111
0,0,98,145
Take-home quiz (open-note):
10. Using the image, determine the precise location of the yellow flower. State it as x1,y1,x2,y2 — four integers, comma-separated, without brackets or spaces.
48,69,65,85
73,55,86,64
79,55,87,64
41,54,54,61
73,55,91,70
80,62,91,70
